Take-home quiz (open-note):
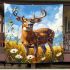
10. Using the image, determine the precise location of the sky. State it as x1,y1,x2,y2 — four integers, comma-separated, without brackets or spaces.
4,3,63,46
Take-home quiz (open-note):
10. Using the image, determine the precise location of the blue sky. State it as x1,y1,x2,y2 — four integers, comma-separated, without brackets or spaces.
4,3,63,46
4,4,60,25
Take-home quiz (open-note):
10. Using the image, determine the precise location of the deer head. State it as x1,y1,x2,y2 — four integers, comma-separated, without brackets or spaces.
12,8,47,31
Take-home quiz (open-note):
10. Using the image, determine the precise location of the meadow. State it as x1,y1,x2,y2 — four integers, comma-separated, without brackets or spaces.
4,41,64,63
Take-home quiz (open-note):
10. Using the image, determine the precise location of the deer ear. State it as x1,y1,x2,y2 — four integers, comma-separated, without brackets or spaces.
16,16,20,21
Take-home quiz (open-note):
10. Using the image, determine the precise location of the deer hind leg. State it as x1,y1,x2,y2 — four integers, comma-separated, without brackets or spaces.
41,44,46,55
25,46,29,56
48,42,54,62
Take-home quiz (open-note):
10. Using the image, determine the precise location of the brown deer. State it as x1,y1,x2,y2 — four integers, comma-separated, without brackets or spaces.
13,9,55,60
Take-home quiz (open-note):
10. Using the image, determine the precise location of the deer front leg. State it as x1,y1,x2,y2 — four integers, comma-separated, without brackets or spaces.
22,41,29,56
48,42,54,62
34,45,38,57
41,44,46,55
25,46,29,56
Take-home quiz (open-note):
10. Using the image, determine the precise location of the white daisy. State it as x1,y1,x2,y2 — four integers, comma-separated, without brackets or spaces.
26,55,35,60
41,57,46,61
10,48,18,54
56,52,62,57
15,54,23,59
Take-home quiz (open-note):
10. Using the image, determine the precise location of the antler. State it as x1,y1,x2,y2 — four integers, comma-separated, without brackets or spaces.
12,7,18,16
12,7,24,21
29,10,47,23
39,10,47,18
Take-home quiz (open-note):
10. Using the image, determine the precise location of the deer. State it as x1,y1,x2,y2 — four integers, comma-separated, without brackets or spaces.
13,8,55,61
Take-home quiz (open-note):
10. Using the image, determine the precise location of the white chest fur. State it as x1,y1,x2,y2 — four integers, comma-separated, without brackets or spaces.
23,27,27,31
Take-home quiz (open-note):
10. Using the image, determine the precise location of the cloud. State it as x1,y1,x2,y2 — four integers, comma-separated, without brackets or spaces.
55,31,62,38
34,11,42,18
47,5,63,38
4,3,12,13
3,23,8,34
33,23,47,30
18,25,22,39
48,5,63,31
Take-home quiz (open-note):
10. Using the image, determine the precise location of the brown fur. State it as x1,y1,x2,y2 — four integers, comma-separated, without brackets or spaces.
15,15,55,60
21,23,54,48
